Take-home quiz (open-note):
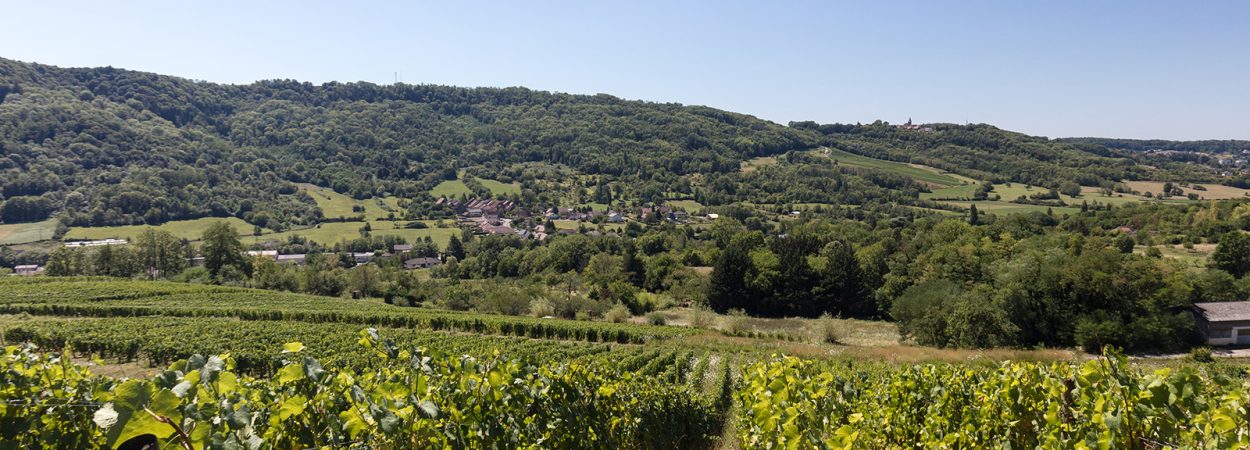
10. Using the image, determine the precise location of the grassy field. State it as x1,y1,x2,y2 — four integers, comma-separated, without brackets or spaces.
299,184,361,219
823,148,970,187
0,219,58,245
1125,180,1250,200
920,182,982,200
299,184,405,221
944,201,1080,216
256,221,458,249
739,155,777,173
430,179,473,198
430,177,521,198
575,202,610,211
362,196,405,221
477,178,521,196
667,199,704,211
906,206,964,216
1134,244,1215,266
64,217,264,242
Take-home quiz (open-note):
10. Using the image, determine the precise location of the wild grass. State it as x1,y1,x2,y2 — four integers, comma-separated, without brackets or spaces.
0,219,59,245
64,217,264,242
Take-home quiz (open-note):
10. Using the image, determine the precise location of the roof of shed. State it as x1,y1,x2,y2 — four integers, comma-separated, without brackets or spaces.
1194,301,1250,322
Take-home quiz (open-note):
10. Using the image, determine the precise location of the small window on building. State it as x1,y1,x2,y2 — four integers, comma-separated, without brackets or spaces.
1209,328,1232,338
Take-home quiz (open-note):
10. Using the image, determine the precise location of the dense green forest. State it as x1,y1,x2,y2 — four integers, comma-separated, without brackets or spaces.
0,57,811,227
0,57,1214,229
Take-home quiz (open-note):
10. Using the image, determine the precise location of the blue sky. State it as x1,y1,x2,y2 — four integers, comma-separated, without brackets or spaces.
2,0,1248,140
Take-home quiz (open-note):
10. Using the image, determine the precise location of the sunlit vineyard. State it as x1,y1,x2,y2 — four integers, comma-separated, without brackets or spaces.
0,277,695,344
0,331,732,449
736,355,1250,449
1,277,1248,448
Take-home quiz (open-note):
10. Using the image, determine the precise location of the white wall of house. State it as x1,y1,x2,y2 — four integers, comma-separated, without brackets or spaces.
1206,326,1250,346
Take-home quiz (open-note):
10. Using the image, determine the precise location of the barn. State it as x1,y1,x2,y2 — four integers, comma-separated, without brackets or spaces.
1193,301,1250,346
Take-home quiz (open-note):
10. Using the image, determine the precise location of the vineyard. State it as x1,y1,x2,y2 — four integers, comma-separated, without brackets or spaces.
1,277,1248,448
0,278,695,344
735,355,1250,449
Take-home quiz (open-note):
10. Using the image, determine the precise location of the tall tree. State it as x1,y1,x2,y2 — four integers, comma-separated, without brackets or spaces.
445,234,466,260
813,240,869,317
707,232,761,312
1212,231,1250,278
621,240,644,286
201,221,247,280
135,229,187,279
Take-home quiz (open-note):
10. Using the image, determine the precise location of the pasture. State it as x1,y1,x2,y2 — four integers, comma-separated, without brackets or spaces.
64,217,265,242
1125,180,1250,200
0,219,58,245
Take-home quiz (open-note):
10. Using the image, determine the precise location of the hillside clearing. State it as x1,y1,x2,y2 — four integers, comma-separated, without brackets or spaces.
0,219,58,245
65,217,265,242
1125,180,1250,199
822,148,971,187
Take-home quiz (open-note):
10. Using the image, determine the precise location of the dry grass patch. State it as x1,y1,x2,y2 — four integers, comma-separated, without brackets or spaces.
1125,181,1250,199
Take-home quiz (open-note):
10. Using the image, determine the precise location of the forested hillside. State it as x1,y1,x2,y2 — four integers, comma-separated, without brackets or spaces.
0,57,1203,229
0,57,813,228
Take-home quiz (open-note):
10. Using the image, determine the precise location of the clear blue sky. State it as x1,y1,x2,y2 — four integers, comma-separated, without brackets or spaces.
3,0,1248,140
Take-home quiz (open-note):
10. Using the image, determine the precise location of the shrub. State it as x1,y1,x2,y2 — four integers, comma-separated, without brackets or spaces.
814,313,846,344
529,298,556,318
647,311,667,326
605,305,632,323
723,309,749,335
1188,346,1215,363
1073,318,1126,353
688,303,715,329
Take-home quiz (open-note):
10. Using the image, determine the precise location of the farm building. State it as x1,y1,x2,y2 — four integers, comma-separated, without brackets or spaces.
1193,301,1250,346
404,257,441,270
276,254,306,265
14,265,41,276
64,238,128,248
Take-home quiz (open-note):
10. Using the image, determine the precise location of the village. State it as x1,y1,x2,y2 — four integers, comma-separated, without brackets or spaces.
9,196,707,276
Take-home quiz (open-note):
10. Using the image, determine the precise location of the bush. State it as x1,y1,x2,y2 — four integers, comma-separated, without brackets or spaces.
814,313,846,344
171,266,212,284
529,298,556,317
688,303,715,329
723,309,750,335
605,305,632,323
1188,346,1215,363
1073,318,1126,353
647,311,667,326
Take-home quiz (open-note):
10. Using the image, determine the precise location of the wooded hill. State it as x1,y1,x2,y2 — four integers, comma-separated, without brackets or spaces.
0,57,1221,229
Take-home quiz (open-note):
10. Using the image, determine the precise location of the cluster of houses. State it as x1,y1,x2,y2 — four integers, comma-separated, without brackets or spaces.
541,207,626,223
640,206,687,223
438,198,519,219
